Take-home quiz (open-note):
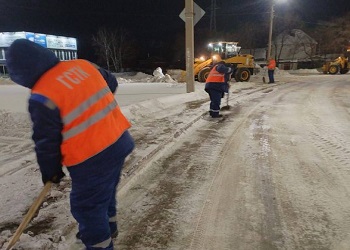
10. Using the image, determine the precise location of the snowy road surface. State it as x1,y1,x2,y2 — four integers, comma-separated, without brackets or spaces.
1,73,350,249
116,75,350,250
0,85,30,113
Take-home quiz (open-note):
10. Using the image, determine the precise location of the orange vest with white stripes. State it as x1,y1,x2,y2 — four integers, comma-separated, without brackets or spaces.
31,59,131,167
205,65,225,83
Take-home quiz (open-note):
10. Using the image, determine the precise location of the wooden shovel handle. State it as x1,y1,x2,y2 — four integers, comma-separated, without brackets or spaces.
5,182,52,250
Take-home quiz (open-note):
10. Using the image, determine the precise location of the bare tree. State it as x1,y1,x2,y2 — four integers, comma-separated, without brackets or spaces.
274,31,289,62
312,12,350,56
92,28,112,70
272,12,305,60
274,29,317,65
92,27,137,72
235,22,266,50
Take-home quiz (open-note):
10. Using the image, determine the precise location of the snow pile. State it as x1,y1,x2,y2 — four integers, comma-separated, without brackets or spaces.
116,68,177,84
129,72,151,80
275,68,292,76
148,67,176,83
254,67,293,77
165,69,186,82
116,72,152,84
116,77,132,83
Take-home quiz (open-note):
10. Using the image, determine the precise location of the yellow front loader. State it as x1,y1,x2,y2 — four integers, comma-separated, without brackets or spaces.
194,42,255,82
322,55,349,74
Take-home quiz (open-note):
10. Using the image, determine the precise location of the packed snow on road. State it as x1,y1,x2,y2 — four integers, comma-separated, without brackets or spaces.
1,67,350,250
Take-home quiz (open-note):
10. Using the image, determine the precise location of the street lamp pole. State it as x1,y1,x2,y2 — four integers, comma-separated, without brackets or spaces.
267,1,274,60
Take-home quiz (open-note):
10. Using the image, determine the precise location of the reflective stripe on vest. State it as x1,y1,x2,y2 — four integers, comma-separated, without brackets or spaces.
32,59,131,166
206,65,225,83
62,86,116,141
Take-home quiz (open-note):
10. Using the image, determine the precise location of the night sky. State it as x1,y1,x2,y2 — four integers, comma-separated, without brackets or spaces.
0,0,349,66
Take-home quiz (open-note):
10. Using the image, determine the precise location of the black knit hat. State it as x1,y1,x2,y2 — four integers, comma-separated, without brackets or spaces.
6,39,59,89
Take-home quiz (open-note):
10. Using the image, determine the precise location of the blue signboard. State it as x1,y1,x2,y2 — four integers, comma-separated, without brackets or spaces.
34,33,47,48
25,32,35,43
0,31,77,51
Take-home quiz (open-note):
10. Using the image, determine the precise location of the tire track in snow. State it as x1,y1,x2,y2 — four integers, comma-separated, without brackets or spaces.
189,95,284,250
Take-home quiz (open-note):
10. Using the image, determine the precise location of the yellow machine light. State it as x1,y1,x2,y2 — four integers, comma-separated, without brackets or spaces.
212,55,221,61
199,56,206,61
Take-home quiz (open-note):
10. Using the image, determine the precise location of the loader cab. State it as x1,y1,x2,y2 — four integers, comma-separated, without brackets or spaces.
208,42,241,59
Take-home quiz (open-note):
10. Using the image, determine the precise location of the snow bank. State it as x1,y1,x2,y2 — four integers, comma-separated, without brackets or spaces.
254,67,293,77
166,69,186,82
289,68,320,74
148,67,176,83
117,67,177,84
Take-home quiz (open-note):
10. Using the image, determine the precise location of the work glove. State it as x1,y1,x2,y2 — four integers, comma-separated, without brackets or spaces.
42,170,65,184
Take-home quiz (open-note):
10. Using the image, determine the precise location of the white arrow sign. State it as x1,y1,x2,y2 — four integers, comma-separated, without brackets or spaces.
179,2,205,26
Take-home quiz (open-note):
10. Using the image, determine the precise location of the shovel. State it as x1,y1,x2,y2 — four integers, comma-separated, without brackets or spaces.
5,182,52,250
221,81,231,111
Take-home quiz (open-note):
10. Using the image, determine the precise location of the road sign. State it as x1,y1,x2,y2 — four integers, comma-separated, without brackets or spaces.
179,2,205,26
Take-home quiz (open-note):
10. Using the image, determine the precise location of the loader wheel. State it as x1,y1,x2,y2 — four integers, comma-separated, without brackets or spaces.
340,68,349,74
198,67,211,82
234,68,251,82
328,65,339,74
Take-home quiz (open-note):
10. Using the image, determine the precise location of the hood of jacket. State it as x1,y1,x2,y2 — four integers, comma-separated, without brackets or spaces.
6,39,60,89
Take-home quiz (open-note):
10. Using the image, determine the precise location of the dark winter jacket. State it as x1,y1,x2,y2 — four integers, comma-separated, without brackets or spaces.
5,39,132,183
205,63,232,94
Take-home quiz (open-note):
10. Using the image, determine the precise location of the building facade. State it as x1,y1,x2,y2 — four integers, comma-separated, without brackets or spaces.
0,31,78,73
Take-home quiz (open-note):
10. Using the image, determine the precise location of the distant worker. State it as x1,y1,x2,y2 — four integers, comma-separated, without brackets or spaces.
267,57,276,83
6,39,135,250
205,61,232,118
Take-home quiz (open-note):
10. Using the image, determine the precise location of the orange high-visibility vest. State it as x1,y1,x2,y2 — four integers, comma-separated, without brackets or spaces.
268,59,276,70
31,59,131,166
206,65,225,83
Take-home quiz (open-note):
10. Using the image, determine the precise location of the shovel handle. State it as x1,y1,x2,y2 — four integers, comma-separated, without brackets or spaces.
5,182,52,250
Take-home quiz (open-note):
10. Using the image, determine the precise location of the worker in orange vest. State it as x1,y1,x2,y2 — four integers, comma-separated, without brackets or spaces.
205,61,232,118
267,57,276,83
6,39,134,250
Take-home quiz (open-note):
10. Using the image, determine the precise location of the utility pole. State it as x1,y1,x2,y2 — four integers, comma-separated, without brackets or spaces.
267,2,274,60
185,0,195,93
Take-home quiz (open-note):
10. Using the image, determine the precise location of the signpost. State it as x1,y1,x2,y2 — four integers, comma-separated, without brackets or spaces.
179,2,206,26
179,1,205,93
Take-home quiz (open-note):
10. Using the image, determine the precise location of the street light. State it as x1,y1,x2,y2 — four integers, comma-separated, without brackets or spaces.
267,0,287,60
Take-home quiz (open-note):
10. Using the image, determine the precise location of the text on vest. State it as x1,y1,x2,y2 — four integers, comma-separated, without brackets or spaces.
56,66,90,89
